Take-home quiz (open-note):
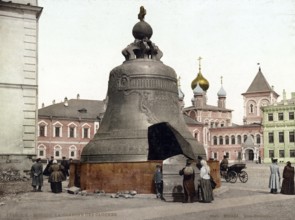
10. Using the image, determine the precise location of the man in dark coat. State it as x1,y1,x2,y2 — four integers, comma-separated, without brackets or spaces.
281,161,294,195
43,156,54,176
60,156,69,179
30,158,43,192
153,165,163,199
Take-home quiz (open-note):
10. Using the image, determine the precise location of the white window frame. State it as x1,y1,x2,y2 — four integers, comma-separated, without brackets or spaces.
67,122,77,138
37,144,46,159
69,145,77,159
54,145,62,159
38,120,48,137
82,123,91,138
53,121,63,137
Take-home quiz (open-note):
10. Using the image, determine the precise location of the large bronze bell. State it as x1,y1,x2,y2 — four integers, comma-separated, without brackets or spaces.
80,8,205,164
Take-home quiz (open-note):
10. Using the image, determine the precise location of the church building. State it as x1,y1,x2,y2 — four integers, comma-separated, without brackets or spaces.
182,59,277,163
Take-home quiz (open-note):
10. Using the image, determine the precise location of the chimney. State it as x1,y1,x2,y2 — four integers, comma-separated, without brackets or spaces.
52,100,55,104
42,103,45,108
77,94,80,99
64,97,68,107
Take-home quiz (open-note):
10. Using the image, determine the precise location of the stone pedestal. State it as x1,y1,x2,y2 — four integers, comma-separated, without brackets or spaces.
70,161,161,193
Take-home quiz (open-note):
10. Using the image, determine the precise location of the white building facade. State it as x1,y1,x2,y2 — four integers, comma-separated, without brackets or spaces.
0,0,42,171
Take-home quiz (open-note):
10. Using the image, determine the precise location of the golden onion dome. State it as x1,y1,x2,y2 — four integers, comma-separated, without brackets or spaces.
191,57,209,91
191,72,209,91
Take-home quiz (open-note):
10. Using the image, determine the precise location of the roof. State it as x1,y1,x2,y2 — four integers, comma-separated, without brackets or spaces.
243,68,278,96
183,114,203,125
38,99,105,120
184,104,233,112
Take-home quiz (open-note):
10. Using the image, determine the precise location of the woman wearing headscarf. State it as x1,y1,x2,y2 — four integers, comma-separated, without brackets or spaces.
48,160,65,193
179,159,195,203
198,160,214,203
281,161,294,195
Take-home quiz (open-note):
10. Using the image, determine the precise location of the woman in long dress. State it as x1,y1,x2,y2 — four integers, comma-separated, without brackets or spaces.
48,160,65,193
198,160,214,203
281,161,294,195
179,160,195,203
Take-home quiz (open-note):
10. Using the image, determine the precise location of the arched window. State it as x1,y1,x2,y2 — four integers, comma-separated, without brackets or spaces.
82,123,91,139
219,136,223,145
54,145,62,159
53,121,63,137
250,104,254,113
213,136,217,145
231,135,235,144
37,145,46,158
38,121,48,137
68,122,77,138
69,145,77,159
225,136,229,145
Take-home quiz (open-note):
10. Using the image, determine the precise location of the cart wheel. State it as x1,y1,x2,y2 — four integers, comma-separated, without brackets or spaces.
228,171,237,183
239,171,248,183
224,172,231,182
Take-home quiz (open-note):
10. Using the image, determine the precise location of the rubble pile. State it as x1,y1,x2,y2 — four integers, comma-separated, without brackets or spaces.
110,190,137,199
0,168,29,182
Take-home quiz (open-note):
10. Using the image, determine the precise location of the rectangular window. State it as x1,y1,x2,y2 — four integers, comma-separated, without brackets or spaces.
256,135,261,144
279,150,285,158
269,150,274,158
268,132,274,143
290,150,295,158
39,150,44,157
289,112,294,120
279,132,284,143
214,152,217,159
238,152,242,160
278,112,284,121
55,151,60,157
55,127,60,137
70,127,75,138
268,113,273,121
290,131,295,143
83,128,89,138
70,151,75,157
39,126,45,137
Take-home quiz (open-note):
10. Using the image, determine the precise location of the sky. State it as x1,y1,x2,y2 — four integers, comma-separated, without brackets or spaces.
38,0,295,124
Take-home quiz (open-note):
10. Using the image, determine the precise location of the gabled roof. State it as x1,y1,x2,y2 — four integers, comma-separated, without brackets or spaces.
38,99,105,120
243,68,277,95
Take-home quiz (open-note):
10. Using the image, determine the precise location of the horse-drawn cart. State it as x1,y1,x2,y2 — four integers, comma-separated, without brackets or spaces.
221,163,248,183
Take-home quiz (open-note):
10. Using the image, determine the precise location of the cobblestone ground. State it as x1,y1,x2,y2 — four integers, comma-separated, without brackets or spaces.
0,162,294,220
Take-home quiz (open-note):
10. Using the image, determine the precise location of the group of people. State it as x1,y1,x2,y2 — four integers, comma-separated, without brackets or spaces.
269,158,294,195
179,158,214,203
154,156,214,203
154,155,295,203
30,156,71,193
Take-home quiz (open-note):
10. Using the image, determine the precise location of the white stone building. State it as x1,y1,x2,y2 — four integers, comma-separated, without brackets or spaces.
0,0,42,172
